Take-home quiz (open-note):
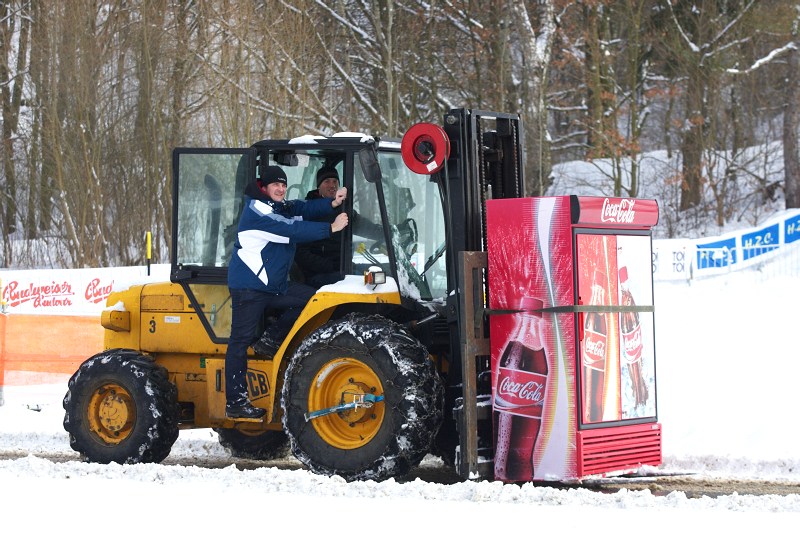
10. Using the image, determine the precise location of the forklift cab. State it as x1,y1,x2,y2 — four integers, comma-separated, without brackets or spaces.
170,136,449,344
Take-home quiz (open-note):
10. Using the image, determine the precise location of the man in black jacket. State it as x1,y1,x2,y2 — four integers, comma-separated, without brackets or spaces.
294,166,383,289
294,166,354,288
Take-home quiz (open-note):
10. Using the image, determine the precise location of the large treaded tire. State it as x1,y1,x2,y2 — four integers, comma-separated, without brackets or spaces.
215,428,290,460
62,349,179,464
281,313,444,482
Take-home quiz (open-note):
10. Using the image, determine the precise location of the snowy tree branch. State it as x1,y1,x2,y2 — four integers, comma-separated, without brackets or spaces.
726,42,798,75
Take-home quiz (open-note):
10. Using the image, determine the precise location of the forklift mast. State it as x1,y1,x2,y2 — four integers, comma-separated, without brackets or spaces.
442,108,525,257
438,109,525,478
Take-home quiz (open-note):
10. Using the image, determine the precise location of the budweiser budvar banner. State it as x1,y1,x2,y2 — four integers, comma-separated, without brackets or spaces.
570,196,659,227
0,265,169,316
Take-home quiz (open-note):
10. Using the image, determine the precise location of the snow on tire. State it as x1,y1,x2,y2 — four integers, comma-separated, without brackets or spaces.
62,349,179,464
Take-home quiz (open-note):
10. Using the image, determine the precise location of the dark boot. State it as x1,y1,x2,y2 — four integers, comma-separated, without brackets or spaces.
252,330,282,357
225,402,266,420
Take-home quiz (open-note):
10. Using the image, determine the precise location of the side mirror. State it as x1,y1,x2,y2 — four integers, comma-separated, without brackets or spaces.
359,142,383,184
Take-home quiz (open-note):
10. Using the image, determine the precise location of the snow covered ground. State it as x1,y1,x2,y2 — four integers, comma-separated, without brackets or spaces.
2,261,800,530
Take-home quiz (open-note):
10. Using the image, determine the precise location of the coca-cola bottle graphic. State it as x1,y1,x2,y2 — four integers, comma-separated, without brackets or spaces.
493,297,549,482
619,266,648,407
582,270,607,423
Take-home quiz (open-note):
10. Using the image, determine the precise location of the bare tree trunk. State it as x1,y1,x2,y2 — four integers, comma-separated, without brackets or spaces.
784,16,800,209
680,72,706,211
623,0,652,200
163,1,197,260
372,1,398,134
679,25,709,213
132,2,167,266
29,0,51,239
0,0,13,266
514,0,555,197
0,1,28,240
584,3,612,157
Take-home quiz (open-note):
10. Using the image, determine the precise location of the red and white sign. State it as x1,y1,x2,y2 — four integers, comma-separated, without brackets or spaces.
570,196,659,227
1,265,170,316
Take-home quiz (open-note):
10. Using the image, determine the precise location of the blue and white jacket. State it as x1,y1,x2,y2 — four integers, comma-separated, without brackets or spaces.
228,183,335,293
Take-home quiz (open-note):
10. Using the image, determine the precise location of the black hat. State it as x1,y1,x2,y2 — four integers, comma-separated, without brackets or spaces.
316,166,339,187
261,165,288,186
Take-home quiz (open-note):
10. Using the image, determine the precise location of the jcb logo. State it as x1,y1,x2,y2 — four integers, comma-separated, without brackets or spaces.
247,369,270,400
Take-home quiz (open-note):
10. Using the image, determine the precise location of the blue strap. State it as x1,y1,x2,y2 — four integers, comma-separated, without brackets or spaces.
304,394,385,421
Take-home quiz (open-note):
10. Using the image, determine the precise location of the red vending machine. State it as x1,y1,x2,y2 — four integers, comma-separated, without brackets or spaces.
486,195,661,482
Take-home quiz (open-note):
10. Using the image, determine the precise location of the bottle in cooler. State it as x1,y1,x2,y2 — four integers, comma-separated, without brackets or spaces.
619,266,648,407
493,297,549,481
582,269,607,422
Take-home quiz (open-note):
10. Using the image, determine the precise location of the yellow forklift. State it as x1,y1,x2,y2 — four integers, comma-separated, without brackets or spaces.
63,109,525,481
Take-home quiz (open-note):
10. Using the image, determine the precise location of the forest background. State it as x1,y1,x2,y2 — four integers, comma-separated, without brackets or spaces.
1,0,799,269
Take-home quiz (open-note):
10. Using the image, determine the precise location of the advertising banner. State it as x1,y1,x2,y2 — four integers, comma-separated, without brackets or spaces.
1,265,169,316
740,223,780,261
487,196,577,482
487,196,660,482
651,239,692,281
0,265,171,387
653,209,800,280
786,213,800,244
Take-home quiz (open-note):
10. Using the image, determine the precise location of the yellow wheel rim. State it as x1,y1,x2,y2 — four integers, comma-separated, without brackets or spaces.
87,383,136,445
308,357,385,450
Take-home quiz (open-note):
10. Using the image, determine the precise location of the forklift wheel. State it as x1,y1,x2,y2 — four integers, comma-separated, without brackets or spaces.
215,428,290,460
282,313,444,482
62,349,179,464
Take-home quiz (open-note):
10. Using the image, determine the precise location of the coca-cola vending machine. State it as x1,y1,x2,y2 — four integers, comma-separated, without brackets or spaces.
486,195,661,482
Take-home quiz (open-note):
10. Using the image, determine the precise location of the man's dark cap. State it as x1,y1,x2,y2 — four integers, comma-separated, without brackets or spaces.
316,166,339,186
261,165,288,186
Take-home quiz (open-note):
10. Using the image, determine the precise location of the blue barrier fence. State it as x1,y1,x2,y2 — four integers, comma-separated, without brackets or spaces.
653,210,800,281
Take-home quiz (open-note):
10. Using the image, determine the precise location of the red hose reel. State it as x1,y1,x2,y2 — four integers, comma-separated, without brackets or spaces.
400,122,451,175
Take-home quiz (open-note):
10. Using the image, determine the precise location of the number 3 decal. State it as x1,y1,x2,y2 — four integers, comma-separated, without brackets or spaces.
149,319,156,333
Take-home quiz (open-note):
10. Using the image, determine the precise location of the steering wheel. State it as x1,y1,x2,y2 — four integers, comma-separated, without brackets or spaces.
367,218,417,257
369,240,388,255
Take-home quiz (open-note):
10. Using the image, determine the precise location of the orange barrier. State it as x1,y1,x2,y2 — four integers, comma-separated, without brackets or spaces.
0,313,104,386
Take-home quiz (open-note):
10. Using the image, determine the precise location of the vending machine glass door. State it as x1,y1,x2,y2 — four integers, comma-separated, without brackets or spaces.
576,232,657,425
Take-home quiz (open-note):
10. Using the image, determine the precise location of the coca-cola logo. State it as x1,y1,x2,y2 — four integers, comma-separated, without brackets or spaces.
499,376,545,403
622,326,643,363
2,280,74,309
601,198,637,224
582,331,607,368
493,367,546,418
85,278,114,304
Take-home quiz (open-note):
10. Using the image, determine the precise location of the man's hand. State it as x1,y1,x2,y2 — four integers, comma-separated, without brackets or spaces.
331,187,348,208
331,212,349,233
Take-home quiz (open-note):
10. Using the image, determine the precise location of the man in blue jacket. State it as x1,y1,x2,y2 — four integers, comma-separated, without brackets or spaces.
225,165,349,419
